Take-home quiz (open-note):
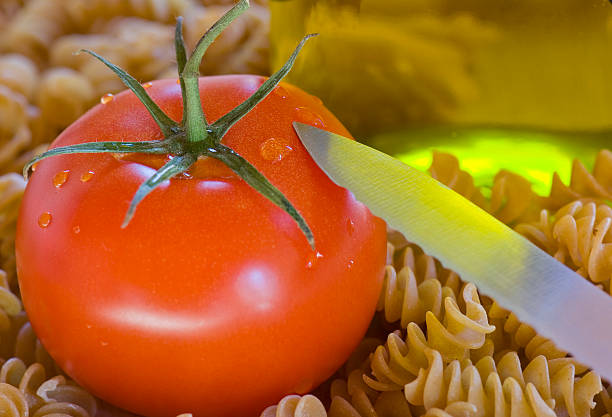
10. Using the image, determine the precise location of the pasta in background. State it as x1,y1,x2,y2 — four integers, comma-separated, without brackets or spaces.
546,150,612,210
0,0,270,174
263,150,612,417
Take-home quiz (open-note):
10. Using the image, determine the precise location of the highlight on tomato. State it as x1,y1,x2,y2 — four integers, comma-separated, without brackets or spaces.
15,1,387,416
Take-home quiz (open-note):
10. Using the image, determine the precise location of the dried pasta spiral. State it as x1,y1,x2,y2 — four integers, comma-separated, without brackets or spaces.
12,320,59,378
50,18,175,97
36,68,96,137
0,54,39,102
0,0,25,28
0,357,97,417
400,350,601,417
516,200,612,292
0,86,33,171
366,283,495,393
377,244,461,329
429,152,543,224
547,150,612,210
486,301,567,362
0,174,25,284
0,55,47,174
0,0,72,65
488,170,543,225
261,394,328,417
272,352,600,417
428,152,487,209
62,0,194,30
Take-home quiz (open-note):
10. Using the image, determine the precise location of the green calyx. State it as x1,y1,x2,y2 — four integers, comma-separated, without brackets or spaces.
23,0,318,249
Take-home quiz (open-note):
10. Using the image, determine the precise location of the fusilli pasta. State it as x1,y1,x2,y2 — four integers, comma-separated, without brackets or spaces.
0,0,271,175
516,200,612,292
547,150,612,210
0,358,97,417
267,352,602,417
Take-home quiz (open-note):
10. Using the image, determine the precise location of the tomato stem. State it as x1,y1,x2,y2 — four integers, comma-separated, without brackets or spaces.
210,33,318,143
181,0,250,143
23,137,179,179
122,153,197,227
26,1,318,249
209,144,315,248
174,16,189,126
77,49,181,138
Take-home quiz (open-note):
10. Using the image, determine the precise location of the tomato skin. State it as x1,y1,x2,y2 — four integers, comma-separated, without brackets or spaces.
16,76,387,417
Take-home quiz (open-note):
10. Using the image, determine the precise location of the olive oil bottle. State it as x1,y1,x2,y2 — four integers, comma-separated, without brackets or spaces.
270,0,612,192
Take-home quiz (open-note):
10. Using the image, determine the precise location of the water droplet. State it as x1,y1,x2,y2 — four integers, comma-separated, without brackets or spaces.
347,259,355,270
260,138,293,162
100,93,114,104
306,251,324,269
274,84,290,99
73,225,80,234
38,212,52,228
53,170,70,188
346,218,355,235
31,162,39,172
80,171,95,182
85,324,92,329
295,107,325,128
101,341,109,347
142,82,153,89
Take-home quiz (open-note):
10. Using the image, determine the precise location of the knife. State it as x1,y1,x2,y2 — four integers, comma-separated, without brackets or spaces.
293,122,612,381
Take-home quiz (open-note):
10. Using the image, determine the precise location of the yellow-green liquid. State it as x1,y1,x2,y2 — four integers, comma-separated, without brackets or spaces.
270,0,612,193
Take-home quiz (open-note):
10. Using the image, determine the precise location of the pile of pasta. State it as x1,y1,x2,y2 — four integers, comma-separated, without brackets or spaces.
0,0,269,176
261,150,612,417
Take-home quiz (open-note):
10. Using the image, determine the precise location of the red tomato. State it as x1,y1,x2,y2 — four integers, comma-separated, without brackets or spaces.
16,76,387,417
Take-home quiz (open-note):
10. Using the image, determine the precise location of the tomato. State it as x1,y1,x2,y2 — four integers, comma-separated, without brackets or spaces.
16,75,387,417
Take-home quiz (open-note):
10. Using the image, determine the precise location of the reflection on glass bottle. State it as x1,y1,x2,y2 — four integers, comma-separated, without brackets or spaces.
271,0,612,137
270,0,612,192
271,0,496,136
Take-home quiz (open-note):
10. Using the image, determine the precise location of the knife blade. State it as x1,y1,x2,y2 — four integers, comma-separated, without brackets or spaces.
294,121,612,381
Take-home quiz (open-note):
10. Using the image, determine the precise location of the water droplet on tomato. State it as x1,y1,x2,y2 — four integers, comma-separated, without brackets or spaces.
142,82,153,89
100,93,114,104
31,162,39,172
53,170,70,188
260,138,293,162
73,225,80,234
274,84,290,99
347,259,355,269
347,218,355,235
295,107,325,128
38,212,52,228
80,171,95,182
306,251,324,269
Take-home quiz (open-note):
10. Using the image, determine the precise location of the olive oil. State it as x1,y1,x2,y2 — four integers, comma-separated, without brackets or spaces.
270,0,612,191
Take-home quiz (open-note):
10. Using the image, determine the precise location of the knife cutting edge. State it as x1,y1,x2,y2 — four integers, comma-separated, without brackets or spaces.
293,121,612,382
